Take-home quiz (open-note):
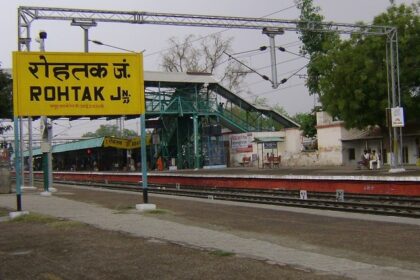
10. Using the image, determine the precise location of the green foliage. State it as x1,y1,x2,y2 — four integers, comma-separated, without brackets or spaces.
210,250,235,257
0,68,12,118
228,105,274,131
299,2,419,128
293,112,317,138
374,3,420,123
0,67,12,134
83,124,138,138
9,213,57,224
296,0,339,95
9,213,84,229
144,209,169,215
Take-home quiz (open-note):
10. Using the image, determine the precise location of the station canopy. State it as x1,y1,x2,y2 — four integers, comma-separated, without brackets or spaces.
22,136,151,157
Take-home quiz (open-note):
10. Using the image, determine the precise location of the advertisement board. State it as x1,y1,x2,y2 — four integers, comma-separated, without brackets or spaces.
391,107,405,127
230,133,253,153
13,52,144,116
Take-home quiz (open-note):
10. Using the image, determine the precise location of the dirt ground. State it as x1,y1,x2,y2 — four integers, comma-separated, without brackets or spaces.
1,183,419,279
53,185,420,271
0,207,346,280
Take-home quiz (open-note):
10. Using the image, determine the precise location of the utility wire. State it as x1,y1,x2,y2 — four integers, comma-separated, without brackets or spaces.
254,56,302,71
223,51,271,82
214,41,303,70
278,46,309,59
246,64,308,87
249,82,305,97
231,46,268,56
144,3,300,58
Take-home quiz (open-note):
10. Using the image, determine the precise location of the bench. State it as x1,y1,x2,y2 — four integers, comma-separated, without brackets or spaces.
264,156,281,168
240,156,251,167
357,159,369,170
272,156,281,168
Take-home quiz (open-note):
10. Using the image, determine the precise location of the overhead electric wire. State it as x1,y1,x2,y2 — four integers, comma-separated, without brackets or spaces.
235,49,268,60
144,3,300,58
248,82,305,97
214,41,304,71
231,46,268,56
223,51,271,82
246,64,308,87
278,47,309,59
254,56,303,71
281,62,310,83
281,40,302,48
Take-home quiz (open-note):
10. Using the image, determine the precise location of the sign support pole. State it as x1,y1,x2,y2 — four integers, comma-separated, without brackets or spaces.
140,114,148,203
193,114,199,169
13,117,22,211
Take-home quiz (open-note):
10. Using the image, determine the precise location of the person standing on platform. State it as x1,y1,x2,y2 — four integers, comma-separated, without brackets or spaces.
156,156,164,171
369,150,380,169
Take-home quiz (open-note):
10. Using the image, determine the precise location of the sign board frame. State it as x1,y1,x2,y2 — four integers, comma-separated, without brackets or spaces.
13,51,144,117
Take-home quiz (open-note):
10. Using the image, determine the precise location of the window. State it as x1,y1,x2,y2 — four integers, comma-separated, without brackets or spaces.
382,149,387,164
348,148,355,160
403,146,408,163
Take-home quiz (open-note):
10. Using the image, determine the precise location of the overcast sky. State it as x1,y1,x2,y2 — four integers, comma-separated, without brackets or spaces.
0,0,416,138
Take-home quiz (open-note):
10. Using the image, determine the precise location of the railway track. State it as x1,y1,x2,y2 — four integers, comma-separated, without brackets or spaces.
51,179,420,218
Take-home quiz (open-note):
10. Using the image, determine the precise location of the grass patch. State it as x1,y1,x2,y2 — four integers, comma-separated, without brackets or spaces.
9,213,84,229
144,209,169,215
9,213,57,224
113,204,135,214
49,220,84,229
0,209,9,217
210,250,235,257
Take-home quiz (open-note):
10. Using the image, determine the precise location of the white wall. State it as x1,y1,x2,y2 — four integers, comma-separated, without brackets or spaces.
283,128,302,154
317,124,343,165
229,131,286,167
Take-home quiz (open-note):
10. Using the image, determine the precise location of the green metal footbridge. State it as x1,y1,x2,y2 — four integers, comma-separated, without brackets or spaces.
143,71,299,169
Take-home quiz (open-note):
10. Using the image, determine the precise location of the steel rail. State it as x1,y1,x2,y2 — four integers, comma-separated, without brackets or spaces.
48,179,420,218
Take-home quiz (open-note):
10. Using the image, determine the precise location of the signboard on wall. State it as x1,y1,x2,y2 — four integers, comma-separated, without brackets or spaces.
230,133,253,152
13,52,144,116
103,136,151,149
263,142,277,149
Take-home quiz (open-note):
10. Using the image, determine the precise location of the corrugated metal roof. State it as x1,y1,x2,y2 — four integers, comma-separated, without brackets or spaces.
22,137,105,157
341,127,383,141
53,137,104,153
144,71,218,86
254,137,284,143
209,84,299,129
22,148,41,157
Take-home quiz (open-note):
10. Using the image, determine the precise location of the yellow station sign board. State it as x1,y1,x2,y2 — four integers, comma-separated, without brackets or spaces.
13,52,144,117
103,135,151,149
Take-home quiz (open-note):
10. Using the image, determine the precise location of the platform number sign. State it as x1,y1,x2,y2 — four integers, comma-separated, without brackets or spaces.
299,190,308,200
336,189,345,202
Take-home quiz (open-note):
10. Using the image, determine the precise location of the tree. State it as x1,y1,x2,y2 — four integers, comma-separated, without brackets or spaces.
298,2,420,128
293,112,316,138
295,0,339,96
272,104,290,118
161,33,247,91
83,124,137,138
0,66,12,134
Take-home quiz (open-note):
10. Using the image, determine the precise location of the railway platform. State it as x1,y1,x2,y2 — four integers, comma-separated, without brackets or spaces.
1,184,420,279
167,164,420,177
46,165,420,197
